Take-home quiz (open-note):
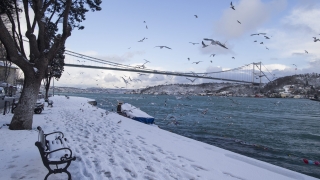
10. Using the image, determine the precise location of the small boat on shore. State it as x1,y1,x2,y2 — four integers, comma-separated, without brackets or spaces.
117,102,154,124
310,94,320,102
310,98,320,102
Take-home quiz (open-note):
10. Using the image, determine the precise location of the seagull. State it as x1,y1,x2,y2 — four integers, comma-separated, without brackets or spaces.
143,59,150,64
313,37,320,42
186,78,197,82
203,38,217,45
201,41,209,48
192,61,202,64
264,36,270,39
143,21,146,23
237,20,241,24
260,42,263,44
230,2,235,10
232,57,235,59
138,37,146,42
189,42,199,45
187,57,190,61
210,54,215,57
121,77,130,85
146,25,148,29
194,15,198,18
305,50,308,53
216,41,228,49
266,47,269,50
253,40,257,42
251,33,266,36
155,46,171,49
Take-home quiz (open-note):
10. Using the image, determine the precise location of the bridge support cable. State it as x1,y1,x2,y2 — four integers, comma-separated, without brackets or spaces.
64,49,265,84
64,64,254,83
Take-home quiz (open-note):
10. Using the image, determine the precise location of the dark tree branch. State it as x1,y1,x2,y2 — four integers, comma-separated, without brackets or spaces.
14,0,26,57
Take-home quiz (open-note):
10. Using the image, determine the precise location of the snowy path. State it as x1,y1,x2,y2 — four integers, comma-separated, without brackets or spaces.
0,96,318,180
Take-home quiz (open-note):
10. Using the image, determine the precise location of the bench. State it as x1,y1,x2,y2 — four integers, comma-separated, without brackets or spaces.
35,126,76,180
47,100,53,107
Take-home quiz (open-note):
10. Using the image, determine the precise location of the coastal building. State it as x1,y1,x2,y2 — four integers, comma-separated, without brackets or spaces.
0,62,18,85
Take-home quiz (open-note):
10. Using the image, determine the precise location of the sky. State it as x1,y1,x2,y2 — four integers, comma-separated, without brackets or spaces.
33,0,320,88
0,96,318,180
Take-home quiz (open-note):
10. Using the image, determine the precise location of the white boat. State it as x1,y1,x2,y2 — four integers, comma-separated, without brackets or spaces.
117,103,154,124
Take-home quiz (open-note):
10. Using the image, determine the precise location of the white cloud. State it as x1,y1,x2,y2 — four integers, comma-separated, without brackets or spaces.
103,73,119,83
282,6,320,33
213,0,287,39
79,51,145,63
263,64,288,71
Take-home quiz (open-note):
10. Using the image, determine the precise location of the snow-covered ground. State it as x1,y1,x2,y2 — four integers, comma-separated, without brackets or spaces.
0,96,318,180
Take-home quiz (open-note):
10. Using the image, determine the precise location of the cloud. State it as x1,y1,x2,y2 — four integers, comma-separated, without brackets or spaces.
103,73,119,83
213,0,287,39
80,51,145,63
205,66,223,73
282,5,320,34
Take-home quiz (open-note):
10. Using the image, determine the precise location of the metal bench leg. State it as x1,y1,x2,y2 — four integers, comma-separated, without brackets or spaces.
65,170,72,180
44,172,52,180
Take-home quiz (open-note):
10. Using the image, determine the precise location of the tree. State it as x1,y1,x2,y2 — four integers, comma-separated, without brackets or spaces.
0,0,101,130
43,45,65,100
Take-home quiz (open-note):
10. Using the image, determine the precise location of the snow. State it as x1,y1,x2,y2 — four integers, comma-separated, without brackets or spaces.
121,103,154,119
33,67,39,73
0,96,318,180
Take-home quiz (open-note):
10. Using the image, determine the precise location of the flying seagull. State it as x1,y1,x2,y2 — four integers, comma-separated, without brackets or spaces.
230,2,235,10
266,47,269,50
210,54,215,57
253,40,257,42
251,33,266,36
305,50,308,53
260,42,263,44
237,20,241,24
187,57,190,61
264,36,270,39
143,59,150,64
194,15,198,18
203,38,217,45
201,41,209,48
232,57,235,59
186,78,197,82
155,46,172,49
192,61,202,64
313,37,320,42
216,41,228,49
189,42,199,45
138,37,146,42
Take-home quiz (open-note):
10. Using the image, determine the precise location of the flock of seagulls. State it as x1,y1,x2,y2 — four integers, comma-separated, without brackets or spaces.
69,2,318,89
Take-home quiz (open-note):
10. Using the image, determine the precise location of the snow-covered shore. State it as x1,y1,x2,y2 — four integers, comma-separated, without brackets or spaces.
0,96,317,180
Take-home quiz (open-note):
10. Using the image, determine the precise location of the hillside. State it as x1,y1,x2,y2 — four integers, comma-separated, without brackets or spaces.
46,74,320,97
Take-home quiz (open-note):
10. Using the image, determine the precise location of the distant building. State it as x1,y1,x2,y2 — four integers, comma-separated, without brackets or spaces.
0,62,18,85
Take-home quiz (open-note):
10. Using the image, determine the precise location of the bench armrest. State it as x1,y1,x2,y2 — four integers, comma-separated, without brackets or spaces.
44,131,64,139
45,147,75,161
37,126,64,139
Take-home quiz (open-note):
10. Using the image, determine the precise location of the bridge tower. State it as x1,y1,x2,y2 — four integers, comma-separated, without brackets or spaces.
252,62,262,91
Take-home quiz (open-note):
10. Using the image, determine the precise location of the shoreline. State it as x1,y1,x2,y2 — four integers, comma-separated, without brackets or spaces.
0,96,318,180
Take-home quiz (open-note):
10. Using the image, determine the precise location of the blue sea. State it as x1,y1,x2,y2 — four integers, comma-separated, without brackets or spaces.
61,93,320,178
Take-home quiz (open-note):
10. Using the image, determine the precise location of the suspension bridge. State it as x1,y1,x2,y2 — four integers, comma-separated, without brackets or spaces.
64,50,274,85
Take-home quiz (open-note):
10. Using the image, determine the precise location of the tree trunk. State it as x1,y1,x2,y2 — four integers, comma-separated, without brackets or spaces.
9,75,42,130
44,76,51,100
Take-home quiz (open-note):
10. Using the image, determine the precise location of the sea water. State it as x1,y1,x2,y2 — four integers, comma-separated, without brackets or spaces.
61,93,320,178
